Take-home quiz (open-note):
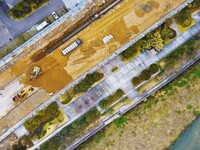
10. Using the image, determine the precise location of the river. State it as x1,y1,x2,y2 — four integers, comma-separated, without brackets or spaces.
170,116,200,150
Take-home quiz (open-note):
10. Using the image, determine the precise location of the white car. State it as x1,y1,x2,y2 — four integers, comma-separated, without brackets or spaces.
52,12,59,20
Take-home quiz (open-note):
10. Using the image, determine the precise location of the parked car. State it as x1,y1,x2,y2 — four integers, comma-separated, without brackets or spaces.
52,12,59,19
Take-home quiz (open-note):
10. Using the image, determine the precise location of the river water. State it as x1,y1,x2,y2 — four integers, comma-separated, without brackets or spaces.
170,116,200,150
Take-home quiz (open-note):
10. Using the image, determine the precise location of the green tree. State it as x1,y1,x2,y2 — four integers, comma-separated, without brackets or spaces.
143,31,164,51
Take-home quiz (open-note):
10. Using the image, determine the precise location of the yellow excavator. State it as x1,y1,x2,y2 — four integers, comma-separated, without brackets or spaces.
30,66,41,81
13,86,34,104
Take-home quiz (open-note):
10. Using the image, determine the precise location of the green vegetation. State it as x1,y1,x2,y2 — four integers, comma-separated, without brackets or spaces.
132,64,159,87
40,107,101,150
187,104,192,110
120,40,143,61
12,141,27,150
113,116,127,128
18,135,33,148
99,89,125,109
75,71,104,93
143,31,164,51
176,110,185,115
0,28,38,60
111,66,118,72
120,19,176,61
104,97,131,116
163,34,200,68
24,102,65,140
174,0,200,29
60,71,104,105
76,61,200,150
8,0,50,20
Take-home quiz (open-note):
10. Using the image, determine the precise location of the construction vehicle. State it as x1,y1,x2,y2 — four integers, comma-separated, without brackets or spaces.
13,86,34,104
30,66,41,81
61,39,82,56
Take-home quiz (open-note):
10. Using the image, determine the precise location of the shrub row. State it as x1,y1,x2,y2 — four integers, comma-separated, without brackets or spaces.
61,71,104,105
99,89,125,109
132,64,159,87
8,0,49,20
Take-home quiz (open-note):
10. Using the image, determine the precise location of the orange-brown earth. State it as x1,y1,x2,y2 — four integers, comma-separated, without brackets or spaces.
1,0,185,94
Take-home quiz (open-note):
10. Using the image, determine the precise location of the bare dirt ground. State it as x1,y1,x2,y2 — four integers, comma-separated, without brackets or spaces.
0,0,185,137
0,89,50,136
0,0,185,93
79,63,200,150
0,133,17,150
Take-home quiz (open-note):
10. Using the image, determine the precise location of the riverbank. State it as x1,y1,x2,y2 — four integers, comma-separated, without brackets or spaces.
170,115,200,150
77,61,200,150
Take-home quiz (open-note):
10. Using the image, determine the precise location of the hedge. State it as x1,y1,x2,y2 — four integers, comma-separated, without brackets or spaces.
132,64,159,87
8,0,49,20
99,89,125,109
61,71,104,105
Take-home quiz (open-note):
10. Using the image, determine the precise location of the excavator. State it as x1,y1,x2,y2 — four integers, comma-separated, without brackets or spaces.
30,66,41,81
13,86,34,104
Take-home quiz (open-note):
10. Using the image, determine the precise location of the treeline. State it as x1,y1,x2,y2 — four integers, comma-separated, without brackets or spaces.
99,89,125,109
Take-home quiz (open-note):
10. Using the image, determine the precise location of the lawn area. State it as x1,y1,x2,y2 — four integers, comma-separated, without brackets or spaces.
173,0,200,32
77,61,200,150
24,102,66,140
8,0,50,20
132,63,160,87
40,107,101,150
59,71,104,105
99,89,125,110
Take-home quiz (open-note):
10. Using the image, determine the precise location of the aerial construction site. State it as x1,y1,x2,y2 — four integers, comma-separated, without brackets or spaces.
0,0,186,139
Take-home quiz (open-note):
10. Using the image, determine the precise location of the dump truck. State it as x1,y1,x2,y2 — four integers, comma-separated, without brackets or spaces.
61,39,82,55
13,86,34,104
30,66,41,81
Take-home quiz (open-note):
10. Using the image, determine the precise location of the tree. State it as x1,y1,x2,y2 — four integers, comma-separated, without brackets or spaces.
12,142,27,150
85,108,100,122
143,31,164,51
149,64,159,75
132,77,140,86
141,69,151,80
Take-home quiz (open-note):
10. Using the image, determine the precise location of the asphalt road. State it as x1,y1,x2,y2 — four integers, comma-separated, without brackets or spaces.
0,0,64,38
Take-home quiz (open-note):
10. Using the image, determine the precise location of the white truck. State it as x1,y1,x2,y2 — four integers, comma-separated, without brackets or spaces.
61,39,82,55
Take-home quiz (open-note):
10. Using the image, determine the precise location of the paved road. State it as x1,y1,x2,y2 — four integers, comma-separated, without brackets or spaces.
0,19,12,47
0,0,64,38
